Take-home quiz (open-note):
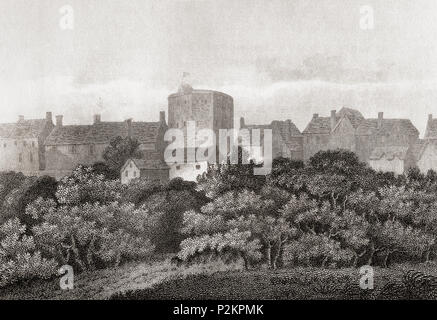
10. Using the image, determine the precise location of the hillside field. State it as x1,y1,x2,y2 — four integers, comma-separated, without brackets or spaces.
1,257,436,300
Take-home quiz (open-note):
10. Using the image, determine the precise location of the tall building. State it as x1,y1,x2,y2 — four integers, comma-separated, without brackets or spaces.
167,83,234,147
0,112,54,176
167,83,234,181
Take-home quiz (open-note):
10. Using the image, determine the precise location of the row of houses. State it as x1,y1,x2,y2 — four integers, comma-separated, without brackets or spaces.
240,107,437,176
1,86,436,182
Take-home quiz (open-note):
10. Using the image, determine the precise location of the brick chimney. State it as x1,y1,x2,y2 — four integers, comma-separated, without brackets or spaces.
240,117,245,128
56,115,63,127
93,114,101,124
378,112,384,129
18,115,24,122
160,111,166,124
46,112,52,122
126,118,133,137
330,110,336,131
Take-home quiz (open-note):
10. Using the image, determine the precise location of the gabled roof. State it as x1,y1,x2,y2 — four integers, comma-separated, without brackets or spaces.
243,119,302,140
425,119,437,139
44,121,164,146
302,116,332,134
0,119,51,139
369,146,410,161
336,107,365,128
356,119,419,136
303,107,364,134
417,140,437,162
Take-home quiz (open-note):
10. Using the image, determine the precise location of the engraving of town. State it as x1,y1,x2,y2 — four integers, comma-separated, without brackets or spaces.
1,0,437,301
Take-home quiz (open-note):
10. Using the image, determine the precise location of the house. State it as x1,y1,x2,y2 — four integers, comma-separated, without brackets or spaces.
303,107,420,163
120,156,169,185
167,147,215,182
0,112,54,175
43,111,168,180
239,117,303,161
369,146,416,175
303,108,364,161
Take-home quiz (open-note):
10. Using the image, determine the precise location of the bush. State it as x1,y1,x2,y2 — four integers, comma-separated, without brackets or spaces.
0,218,57,287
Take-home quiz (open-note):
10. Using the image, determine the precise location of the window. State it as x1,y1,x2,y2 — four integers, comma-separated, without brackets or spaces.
89,145,95,155
31,141,35,147
176,165,181,170
69,145,77,154
29,153,33,163
195,164,201,170
14,141,17,146
125,171,128,177
133,171,137,177
130,163,132,168
23,141,27,146
3,143,6,148
51,146,57,151
18,153,22,163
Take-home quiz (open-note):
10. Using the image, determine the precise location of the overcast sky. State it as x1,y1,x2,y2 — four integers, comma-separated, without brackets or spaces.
1,0,437,136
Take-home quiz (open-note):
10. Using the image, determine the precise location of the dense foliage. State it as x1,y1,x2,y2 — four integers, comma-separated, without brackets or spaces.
1,149,437,287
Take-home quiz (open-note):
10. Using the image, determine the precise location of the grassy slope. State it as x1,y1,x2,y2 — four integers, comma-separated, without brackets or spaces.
2,258,437,300
0,257,242,300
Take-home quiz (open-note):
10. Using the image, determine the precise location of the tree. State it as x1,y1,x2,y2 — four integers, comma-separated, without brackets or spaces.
0,218,57,287
1,175,57,228
102,136,143,177
27,198,156,271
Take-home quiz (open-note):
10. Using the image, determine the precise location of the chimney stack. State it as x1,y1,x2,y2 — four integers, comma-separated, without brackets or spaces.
330,110,336,131
313,113,319,119
240,117,245,128
378,112,384,128
46,112,52,122
126,118,133,137
93,114,101,124
159,111,166,124
429,114,433,122
56,115,63,127
18,115,24,122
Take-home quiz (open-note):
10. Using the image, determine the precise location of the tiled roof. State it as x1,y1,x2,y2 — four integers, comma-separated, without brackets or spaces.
0,119,50,139
132,158,169,170
44,121,164,146
336,107,365,128
303,107,365,134
303,116,332,134
417,140,437,161
425,119,437,139
369,146,410,161
356,119,419,136
243,120,302,142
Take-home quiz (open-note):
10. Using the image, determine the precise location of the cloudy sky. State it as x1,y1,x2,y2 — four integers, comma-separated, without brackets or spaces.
1,0,437,135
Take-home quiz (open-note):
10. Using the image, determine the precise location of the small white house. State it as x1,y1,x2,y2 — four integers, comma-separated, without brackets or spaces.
120,158,169,185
